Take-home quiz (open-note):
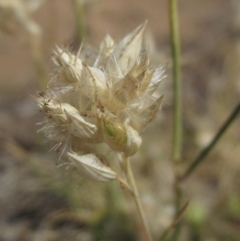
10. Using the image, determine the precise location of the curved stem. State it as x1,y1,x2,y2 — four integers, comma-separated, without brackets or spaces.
181,102,240,181
125,157,153,241
159,202,189,241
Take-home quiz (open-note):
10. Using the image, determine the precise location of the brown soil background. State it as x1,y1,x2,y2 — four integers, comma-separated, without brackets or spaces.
0,0,240,240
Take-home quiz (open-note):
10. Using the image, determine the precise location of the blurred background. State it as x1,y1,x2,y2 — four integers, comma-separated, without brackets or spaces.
0,0,240,240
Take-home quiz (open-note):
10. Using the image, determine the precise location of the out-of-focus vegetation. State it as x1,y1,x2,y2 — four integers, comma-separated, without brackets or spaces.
0,0,240,241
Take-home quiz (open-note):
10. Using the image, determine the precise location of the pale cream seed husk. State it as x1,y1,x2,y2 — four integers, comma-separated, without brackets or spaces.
63,104,98,140
53,46,83,83
101,115,142,156
108,21,147,76
67,152,117,182
124,125,142,156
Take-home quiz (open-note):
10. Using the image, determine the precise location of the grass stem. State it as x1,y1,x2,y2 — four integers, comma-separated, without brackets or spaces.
73,0,86,44
181,102,240,181
168,0,182,240
125,156,153,241
169,0,182,163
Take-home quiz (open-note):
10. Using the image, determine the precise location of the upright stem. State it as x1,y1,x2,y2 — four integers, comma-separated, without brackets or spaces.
168,1,182,240
169,0,182,162
125,157,153,241
73,0,86,43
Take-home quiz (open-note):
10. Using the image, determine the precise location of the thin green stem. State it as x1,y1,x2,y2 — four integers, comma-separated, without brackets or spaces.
169,0,182,162
170,180,182,241
73,0,86,43
181,102,240,181
170,221,181,241
159,202,189,241
125,157,153,241
168,1,182,240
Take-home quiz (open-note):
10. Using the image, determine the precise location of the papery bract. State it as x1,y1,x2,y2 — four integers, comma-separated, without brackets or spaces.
67,152,117,182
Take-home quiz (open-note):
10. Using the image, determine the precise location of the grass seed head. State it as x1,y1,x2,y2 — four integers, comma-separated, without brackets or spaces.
37,22,165,180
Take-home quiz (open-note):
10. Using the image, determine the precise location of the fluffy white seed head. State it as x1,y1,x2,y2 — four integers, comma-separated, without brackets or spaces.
37,22,165,181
